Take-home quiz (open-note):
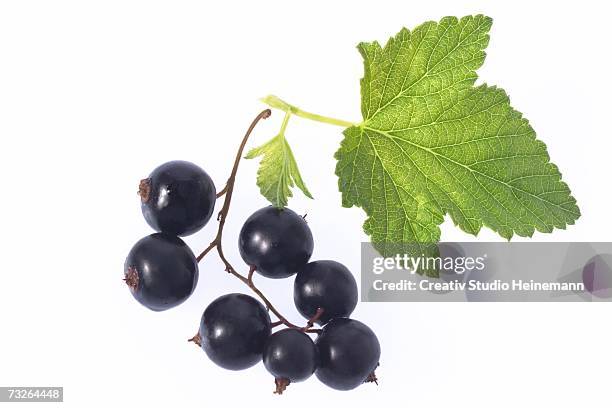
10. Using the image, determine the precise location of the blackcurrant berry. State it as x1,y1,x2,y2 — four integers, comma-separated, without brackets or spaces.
315,318,381,391
124,233,198,311
294,260,358,325
238,206,313,279
263,329,318,394
199,293,271,370
139,160,216,236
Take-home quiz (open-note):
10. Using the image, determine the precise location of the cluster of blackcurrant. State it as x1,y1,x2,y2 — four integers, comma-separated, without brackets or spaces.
192,206,381,393
123,113,380,394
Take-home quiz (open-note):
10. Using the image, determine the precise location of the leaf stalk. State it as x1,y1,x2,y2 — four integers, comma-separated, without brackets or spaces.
261,94,357,128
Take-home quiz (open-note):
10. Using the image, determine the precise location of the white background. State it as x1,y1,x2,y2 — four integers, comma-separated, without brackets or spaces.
0,1,610,407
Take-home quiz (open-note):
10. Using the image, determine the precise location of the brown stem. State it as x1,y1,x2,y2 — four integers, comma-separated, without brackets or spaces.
247,265,256,282
196,241,216,263
216,185,228,198
195,109,313,332
301,307,324,332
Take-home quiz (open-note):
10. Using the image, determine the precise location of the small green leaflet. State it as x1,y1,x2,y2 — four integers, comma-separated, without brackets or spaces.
335,15,580,249
246,112,313,208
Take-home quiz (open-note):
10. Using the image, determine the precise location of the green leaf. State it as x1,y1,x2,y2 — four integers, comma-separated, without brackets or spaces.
246,115,313,208
335,15,580,249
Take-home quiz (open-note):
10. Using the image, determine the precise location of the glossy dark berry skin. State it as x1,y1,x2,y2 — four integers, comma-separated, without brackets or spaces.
294,260,358,324
315,318,381,391
199,293,271,370
140,160,216,236
238,206,313,279
263,329,318,383
124,233,198,311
